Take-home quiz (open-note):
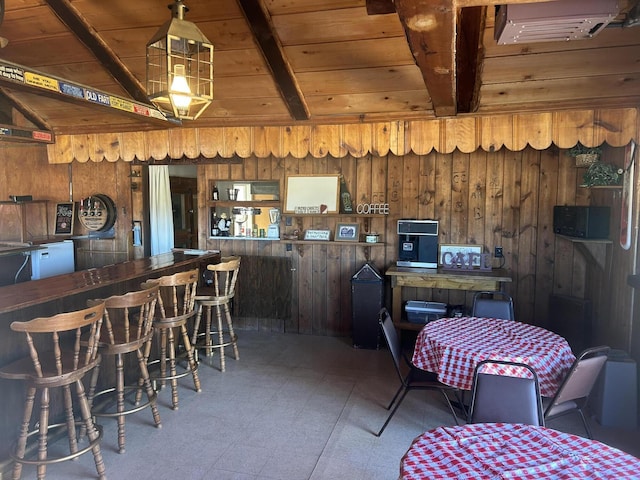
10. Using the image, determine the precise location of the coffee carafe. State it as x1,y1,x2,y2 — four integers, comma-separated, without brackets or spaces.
267,208,281,238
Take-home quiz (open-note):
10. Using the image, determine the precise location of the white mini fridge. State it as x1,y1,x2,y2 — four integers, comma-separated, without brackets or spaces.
31,240,75,280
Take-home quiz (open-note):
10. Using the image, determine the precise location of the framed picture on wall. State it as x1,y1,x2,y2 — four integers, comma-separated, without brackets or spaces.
335,223,359,242
54,202,75,235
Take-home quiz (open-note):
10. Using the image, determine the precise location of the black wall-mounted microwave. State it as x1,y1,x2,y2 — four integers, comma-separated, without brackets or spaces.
553,205,610,239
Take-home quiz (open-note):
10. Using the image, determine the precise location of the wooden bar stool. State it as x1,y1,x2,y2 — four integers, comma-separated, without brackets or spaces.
85,285,162,454
141,268,201,410
0,302,107,480
192,256,241,372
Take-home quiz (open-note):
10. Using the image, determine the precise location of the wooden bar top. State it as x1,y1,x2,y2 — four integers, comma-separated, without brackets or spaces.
0,250,220,314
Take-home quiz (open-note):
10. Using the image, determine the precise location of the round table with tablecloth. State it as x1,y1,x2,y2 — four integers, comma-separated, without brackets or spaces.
412,317,576,397
400,422,640,479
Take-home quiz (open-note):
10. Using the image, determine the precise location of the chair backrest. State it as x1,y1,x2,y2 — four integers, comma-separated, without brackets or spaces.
472,291,514,320
206,256,241,300
378,308,404,382
469,359,544,426
8,302,105,380
89,285,159,347
141,268,199,319
545,345,610,411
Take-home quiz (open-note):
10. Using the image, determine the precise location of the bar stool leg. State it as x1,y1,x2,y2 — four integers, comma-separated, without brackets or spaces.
180,324,201,392
223,303,240,361
37,388,51,479
159,329,168,389
62,384,79,456
214,305,227,372
137,348,162,426
115,353,127,453
191,304,203,362
76,379,106,480
167,327,180,410
12,386,36,480
205,305,213,355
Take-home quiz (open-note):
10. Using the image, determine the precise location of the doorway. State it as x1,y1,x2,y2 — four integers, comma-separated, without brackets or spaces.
168,166,197,249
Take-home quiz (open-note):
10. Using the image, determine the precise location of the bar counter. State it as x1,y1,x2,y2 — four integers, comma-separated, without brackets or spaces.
0,250,220,468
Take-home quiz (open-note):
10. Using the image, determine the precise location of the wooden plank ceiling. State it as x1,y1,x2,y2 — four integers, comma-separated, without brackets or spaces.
0,0,638,135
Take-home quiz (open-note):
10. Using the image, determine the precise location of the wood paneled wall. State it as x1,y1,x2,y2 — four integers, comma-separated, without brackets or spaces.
0,140,635,354
198,144,633,351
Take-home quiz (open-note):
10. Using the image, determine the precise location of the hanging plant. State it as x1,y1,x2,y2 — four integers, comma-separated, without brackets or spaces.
568,143,602,167
582,161,622,187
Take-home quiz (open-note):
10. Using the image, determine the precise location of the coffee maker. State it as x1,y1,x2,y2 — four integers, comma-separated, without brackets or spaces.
396,219,439,268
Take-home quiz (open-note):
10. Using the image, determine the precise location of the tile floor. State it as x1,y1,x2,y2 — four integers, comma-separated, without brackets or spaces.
8,331,640,480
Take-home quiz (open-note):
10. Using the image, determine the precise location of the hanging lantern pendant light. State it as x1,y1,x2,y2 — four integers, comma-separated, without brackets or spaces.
146,0,214,120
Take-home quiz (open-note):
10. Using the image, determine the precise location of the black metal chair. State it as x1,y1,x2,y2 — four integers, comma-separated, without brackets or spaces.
468,358,544,426
375,308,459,436
472,291,515,320
543,345,610,438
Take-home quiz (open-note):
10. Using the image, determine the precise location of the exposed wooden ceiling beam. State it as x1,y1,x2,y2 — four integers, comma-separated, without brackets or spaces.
366,0,396,15
365,0,556,116
394,0,457,117
0,89,51,131
0,59,178,127
456,6,485,113
237,0,309,121
44,0,149,105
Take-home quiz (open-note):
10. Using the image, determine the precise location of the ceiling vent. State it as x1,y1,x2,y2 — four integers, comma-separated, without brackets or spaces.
495,0,619,45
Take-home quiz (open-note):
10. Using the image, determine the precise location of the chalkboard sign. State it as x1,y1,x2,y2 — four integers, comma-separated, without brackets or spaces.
54,202,75,235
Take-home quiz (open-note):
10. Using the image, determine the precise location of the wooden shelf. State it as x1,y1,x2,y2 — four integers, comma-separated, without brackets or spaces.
579,185,622,190
208,200,281,208
284,213,386,217
282,240,385,246
556,234,612,244
556,234,612,270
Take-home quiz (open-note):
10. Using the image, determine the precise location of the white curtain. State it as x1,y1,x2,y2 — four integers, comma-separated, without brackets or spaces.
149,165,174,255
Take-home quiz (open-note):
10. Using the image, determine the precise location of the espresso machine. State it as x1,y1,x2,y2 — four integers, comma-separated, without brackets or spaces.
396,219,439,268
267,208,281,238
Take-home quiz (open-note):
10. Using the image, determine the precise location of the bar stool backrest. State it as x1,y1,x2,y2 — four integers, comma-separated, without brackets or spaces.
142,268,199,319
7,302,105,381
207,256,241,301
89,285,159,347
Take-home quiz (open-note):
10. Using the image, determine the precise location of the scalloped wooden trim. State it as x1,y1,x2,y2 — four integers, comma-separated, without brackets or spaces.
47,108,639,163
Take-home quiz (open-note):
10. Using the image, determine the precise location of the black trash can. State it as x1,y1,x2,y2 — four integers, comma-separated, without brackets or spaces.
351,263,384,349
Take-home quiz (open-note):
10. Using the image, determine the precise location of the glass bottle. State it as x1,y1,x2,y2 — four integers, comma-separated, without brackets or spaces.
211,210,219,237
212,183,219,201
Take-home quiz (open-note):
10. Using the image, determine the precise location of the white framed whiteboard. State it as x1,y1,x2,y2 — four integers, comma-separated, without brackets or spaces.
284,175,340,214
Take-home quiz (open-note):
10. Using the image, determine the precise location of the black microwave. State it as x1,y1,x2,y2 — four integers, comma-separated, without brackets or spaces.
553,206,610,239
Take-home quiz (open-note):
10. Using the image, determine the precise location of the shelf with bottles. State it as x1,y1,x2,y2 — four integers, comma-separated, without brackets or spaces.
208,179,280,203
209,204,283,240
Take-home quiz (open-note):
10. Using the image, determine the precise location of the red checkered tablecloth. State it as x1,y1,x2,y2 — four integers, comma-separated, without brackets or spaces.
400,423,640,479
411,317,576,397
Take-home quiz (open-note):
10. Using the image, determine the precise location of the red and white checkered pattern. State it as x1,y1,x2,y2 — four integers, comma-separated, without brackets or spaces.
400,423,640,479
412,317,576,397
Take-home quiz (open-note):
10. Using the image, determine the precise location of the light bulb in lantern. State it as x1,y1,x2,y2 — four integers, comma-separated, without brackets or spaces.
170,64,192,111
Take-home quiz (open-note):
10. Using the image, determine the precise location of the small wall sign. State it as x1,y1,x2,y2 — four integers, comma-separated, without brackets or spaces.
54,202,74,235
303,229,331,241
356,203,389,214
439,244,491,270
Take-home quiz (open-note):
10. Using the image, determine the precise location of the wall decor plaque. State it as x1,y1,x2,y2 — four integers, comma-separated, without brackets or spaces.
303,229,331,241
54,202,74,235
